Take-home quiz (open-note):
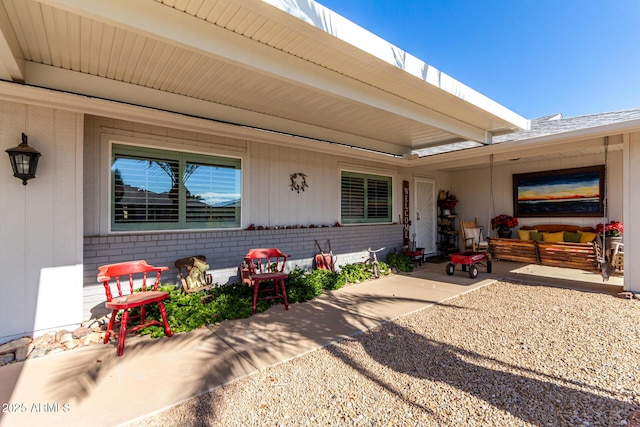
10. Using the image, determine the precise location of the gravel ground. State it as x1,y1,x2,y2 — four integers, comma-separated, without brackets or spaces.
127,280,640,427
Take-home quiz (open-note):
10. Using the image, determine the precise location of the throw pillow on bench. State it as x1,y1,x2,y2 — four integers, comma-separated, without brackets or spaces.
516,229,597,243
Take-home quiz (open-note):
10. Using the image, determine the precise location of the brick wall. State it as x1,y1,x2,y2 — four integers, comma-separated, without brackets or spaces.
83,224,402,319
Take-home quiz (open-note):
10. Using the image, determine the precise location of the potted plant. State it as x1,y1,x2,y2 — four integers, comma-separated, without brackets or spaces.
596,220,624,237
491,214,519,238
596,221,624,251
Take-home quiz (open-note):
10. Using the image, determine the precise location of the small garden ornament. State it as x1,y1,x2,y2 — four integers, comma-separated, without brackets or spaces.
187,256,210,290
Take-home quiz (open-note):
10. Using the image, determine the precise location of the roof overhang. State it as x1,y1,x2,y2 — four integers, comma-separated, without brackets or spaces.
0,0,528,157
409,116,640,171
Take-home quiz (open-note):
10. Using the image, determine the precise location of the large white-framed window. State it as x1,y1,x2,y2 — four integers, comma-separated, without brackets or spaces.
341,171,392,224
111,144,241,231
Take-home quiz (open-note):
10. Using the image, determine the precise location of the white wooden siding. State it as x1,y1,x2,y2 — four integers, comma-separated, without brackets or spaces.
84,116,400,234
0,101,83,342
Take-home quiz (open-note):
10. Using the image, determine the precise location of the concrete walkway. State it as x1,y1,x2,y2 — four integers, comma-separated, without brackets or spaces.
0,260,623,427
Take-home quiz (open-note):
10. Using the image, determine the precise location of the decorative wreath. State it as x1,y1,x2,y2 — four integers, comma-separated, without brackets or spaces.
289,172,308,193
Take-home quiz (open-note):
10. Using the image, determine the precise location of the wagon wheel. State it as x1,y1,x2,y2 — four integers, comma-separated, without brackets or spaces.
469,264,479,279
446,263,455,276
486,260,492,273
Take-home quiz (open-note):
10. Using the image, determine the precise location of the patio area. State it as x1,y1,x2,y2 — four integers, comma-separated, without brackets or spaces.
0,260,626,427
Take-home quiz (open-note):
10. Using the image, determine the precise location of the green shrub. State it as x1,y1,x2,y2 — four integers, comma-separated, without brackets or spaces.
339,263,371,283
386,252,414,272
285,266,322,303
138,283,254,337
308,268,346,291
323,269,347,290
378,261,390,276
286,266,346,301
137,260,384,338
209,292,254,321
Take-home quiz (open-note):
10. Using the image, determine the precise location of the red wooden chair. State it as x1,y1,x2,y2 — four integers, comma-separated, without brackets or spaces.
97,260,174,356
243,248,290,314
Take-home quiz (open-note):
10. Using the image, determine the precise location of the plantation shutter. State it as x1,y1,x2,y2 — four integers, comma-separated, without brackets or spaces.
367,177,390,219
341,174,365,221
341,172,391,224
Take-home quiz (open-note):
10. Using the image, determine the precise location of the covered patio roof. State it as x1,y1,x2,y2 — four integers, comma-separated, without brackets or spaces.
0,0,528,157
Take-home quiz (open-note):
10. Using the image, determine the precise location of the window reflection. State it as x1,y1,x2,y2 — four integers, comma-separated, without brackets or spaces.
111,145,241,230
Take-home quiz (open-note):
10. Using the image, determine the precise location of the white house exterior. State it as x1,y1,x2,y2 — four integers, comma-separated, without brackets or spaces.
0,0,638,343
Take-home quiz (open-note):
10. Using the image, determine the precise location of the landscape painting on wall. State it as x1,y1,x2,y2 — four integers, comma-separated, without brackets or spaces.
513,166,605,217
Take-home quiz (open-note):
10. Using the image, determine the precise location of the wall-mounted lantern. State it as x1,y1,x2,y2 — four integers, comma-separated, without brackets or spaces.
5,133,41,185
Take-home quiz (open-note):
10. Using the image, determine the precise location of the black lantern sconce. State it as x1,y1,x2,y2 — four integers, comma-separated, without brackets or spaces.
6,133,41,185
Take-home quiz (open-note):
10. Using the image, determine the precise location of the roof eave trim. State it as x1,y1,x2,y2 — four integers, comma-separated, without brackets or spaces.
263,0,529,132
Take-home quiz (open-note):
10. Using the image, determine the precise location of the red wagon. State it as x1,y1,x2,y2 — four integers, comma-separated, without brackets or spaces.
446,251,492,279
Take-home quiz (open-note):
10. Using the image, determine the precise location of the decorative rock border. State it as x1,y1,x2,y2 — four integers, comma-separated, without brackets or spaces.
0,316,109,366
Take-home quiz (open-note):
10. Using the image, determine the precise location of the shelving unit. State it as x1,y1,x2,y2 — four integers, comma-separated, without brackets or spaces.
437,198,459,256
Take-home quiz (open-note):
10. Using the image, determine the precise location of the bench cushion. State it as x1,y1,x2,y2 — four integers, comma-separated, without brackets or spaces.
517,229,537,241
563,231,582,243
530,231,543,241
542,231,564,242
521,224,596,233
579,232,598,243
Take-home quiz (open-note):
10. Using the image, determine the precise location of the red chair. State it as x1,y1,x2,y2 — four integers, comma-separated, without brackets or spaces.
97,260,174,356
243,248,290,314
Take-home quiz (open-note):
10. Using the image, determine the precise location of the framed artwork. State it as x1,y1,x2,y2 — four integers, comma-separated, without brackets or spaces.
513,165,605,217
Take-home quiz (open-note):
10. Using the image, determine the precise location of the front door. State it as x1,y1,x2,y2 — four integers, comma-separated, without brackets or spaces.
414,178,436,255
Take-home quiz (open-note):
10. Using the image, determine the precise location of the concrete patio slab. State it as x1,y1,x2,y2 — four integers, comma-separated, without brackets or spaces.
0,259,623,427
210,297,368,370
0,326,257,427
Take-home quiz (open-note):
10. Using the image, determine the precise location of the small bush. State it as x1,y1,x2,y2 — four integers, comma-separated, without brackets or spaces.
386,252,414,272
339,263,371,283
309,268,346,291
286,266,322,303
286,266,346,301
137,260,386,338
209,292,254,321
377,261,390,276
138,283,254,337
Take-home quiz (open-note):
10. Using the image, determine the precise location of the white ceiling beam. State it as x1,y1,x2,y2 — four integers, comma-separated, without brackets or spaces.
0,79,409,164
23,63,409,156
0,3,25,81
33,0,491,144
263,0,529,133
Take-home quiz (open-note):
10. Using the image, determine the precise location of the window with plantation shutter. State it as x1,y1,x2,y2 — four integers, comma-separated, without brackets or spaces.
341,171,392,223
111,144,241,231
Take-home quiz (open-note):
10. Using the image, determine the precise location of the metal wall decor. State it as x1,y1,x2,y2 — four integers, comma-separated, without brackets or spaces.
289,172,308,193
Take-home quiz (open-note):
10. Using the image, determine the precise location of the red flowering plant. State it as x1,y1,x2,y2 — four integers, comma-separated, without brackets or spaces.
596,221,624,237
491,214,519,232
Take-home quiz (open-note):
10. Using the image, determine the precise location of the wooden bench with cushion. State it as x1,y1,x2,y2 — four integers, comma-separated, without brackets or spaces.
488,224,602,272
